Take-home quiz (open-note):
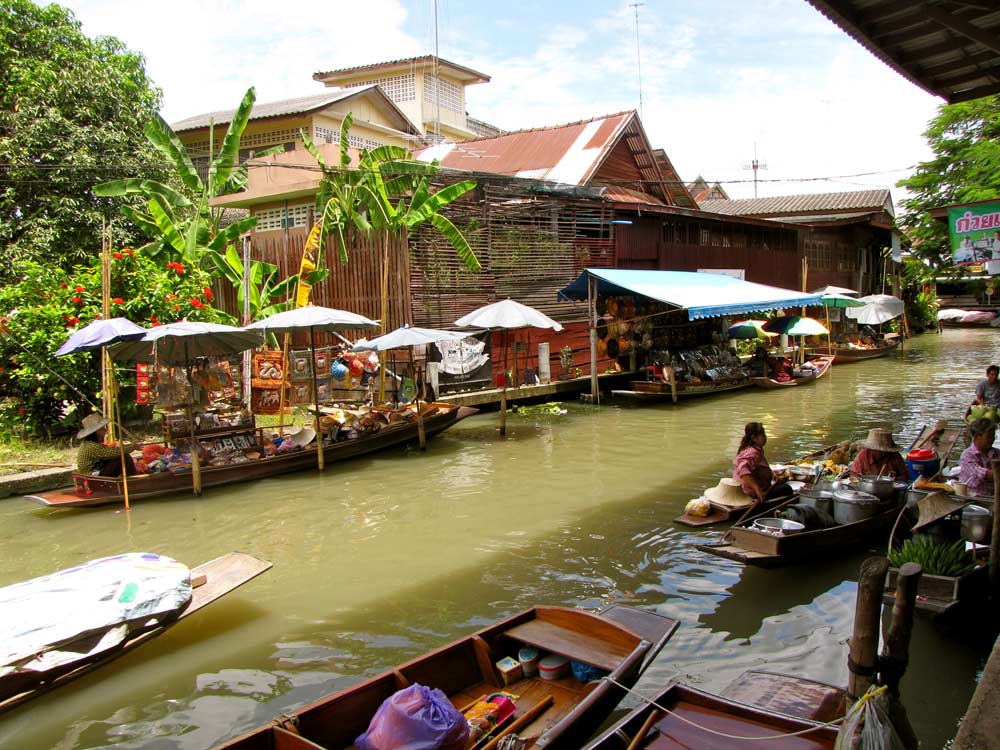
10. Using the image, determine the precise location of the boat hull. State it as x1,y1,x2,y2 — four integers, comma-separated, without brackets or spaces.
615,377,751,401
215,605,679,750
28,404,476,508
695,500,905,568
0,551,271,713
825,339,900,363
582,681,838,749
750,356,834,389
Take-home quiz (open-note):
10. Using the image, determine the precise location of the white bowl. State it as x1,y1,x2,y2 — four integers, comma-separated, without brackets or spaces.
787,480,805,492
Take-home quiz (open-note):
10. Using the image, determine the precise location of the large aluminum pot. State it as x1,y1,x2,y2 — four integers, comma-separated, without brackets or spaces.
856,475,897,501
832,488,881,525
961,504,993,544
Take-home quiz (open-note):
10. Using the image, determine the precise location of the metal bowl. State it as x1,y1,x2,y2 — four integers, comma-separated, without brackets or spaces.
753,517,805,535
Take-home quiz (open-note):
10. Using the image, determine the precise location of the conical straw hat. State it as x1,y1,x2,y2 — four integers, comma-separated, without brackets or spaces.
912,491,967,532
704,478,751,508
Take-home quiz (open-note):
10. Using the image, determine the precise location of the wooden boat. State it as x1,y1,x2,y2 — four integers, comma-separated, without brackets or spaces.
749,356,834,389
695,498,906,568
215,604,679,750
884,562,989,615
674,441,842,528
824,338,900,364
27,403,476,508
613,375,751,402
581,677,840,750
0,551,271,713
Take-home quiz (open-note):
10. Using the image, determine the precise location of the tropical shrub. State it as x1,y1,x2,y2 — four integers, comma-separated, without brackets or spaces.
0,252,224,435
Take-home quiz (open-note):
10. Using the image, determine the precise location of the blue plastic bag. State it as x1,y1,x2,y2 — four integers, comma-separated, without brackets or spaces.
355,683,470,750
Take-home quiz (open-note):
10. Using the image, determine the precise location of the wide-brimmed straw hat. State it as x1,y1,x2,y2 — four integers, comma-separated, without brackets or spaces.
77,413,110,439
912,491,968,532
704,478,751,508
287,425,317,448
860,428,901,452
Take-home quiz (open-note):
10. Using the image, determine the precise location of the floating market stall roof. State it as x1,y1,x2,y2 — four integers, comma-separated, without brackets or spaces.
557,269,823,320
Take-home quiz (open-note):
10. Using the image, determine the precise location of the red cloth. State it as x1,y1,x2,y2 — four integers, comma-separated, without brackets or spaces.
849,448,908,479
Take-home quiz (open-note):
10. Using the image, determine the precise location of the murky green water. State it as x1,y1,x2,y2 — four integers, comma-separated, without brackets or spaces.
2,329,998,749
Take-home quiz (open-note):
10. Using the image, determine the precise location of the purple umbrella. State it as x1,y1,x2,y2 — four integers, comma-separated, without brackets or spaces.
55,317,147,356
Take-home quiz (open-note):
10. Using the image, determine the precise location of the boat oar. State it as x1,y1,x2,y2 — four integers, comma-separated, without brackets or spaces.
480,694,553,750
626,709,663,750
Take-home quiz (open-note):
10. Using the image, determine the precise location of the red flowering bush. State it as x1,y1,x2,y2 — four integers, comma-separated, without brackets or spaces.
0,252,225,434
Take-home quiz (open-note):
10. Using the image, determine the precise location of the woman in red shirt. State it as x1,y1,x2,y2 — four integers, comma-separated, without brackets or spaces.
733,422,794,503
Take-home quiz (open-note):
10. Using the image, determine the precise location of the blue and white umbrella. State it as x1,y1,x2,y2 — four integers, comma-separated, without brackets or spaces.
55,317,146,356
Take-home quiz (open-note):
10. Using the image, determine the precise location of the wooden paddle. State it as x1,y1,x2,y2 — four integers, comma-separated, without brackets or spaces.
479,695,554,750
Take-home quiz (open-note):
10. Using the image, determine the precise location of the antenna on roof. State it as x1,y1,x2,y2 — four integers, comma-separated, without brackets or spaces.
629,2,644,120
741,142,768,198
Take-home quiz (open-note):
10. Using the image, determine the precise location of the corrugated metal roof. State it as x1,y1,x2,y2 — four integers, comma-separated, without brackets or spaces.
171,87,419,135
313,55,490,84
601,186,667,206
805,1,1000,103
415,112,633,185
699,189,892,217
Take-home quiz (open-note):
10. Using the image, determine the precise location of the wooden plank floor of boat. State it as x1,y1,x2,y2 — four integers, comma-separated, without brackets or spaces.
693,543,781,567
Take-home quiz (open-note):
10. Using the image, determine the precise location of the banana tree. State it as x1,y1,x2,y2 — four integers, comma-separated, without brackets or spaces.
95,86,281,269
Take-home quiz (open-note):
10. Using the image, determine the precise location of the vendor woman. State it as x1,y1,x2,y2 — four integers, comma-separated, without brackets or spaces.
959,418,1000,497
76,413,137,476
849,427,907,479
733,422,794,504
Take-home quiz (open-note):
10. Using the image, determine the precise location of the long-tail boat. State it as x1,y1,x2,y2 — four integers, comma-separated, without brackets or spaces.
824,338,900,363
1,551,271,713
27,403,476,508
214,605,678,750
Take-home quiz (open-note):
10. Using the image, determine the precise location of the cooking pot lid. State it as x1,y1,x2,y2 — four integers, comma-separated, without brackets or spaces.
907,448,936,461
833,488,880,504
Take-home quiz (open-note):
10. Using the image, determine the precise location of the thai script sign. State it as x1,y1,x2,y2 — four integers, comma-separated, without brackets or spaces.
948,201,1000,266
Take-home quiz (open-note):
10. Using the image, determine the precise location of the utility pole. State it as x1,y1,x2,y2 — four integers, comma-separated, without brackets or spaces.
741,142,768,198
629,2,644,120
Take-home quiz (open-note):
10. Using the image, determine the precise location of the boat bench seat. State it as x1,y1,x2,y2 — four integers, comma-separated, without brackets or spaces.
502,620,631,673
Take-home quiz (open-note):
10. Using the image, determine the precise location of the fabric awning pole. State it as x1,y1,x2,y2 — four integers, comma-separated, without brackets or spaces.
588,275,598,403
309,326,324,471
500,329,508,437
185,340,202,495
414,349,426,451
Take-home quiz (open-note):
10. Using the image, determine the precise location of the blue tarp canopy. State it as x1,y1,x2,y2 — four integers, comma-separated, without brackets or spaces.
557,268,824,320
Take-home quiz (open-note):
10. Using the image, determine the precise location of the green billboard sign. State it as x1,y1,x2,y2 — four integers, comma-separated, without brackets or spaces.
948,201,1000,266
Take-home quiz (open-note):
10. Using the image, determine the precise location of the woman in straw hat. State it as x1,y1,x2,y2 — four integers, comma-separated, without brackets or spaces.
76,412,137,476
959,417,1000,497
732,422,793,504
849,427,907,479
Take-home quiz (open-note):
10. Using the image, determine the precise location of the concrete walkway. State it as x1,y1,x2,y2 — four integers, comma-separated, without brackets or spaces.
953,631,1000,749
0,466,73,498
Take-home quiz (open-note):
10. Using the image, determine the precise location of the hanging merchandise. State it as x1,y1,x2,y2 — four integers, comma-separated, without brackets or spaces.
348,357,365,378
363,351,380,373
331,360,349,382
289,350,312,381
314,347,331,375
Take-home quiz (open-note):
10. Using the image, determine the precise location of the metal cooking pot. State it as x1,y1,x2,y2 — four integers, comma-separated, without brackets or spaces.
753,517,805,535
856,475,897,501
961,504,993,544
832,488,880,525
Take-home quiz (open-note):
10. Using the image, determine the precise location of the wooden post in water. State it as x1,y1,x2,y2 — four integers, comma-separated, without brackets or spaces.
848,556,889,700
880,561,921,750
991,460,1000,592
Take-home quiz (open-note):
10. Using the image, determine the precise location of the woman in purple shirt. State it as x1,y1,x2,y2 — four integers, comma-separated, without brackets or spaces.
959,417,1000,497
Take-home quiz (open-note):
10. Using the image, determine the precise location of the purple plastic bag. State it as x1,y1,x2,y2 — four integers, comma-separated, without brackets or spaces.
355,683,470,750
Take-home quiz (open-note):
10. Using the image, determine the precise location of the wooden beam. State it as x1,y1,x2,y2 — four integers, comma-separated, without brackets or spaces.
923,5,1000,55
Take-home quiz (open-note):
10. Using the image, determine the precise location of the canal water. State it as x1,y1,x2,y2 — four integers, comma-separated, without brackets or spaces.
1,329,998,749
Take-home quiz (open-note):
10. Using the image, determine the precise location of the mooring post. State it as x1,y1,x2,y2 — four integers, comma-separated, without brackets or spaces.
990,460,1000,592
848,556,889,701
881,561,921,750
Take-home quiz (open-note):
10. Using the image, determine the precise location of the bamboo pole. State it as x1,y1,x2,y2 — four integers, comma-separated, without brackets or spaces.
309,327,324,471
589,275,598,403
500,330,508,437
184,341,202,495
626,710,662,750
848,556,889,700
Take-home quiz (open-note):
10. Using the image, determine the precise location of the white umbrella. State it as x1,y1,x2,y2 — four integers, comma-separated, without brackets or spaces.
109,321,265,495
811,285,858,296
454,300,563,436
845,294,905,325
352,325,468,449
246,306,379,470
817,294,865,356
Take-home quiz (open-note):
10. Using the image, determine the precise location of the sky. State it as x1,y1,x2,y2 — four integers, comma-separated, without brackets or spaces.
59,0,943,204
